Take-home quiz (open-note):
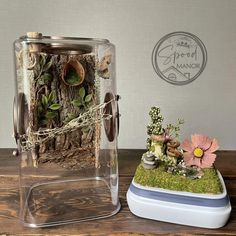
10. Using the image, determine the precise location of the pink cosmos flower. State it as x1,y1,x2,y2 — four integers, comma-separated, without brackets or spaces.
181,134,219,168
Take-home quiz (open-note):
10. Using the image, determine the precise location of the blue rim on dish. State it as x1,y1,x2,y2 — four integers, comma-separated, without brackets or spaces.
130,171,229,208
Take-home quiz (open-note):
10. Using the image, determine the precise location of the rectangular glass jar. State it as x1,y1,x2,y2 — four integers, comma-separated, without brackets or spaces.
13,33,120,227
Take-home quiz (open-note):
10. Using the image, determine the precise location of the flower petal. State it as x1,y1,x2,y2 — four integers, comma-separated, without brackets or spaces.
183,152,193,163
181,139,194,152
191,134,201,147
184,155,201,167
200,136,212,151
191,134,211,150
201,153,216,168
205,138,219,153
190,157,201,167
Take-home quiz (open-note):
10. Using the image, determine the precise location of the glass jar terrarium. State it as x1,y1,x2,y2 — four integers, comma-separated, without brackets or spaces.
13,32,120,227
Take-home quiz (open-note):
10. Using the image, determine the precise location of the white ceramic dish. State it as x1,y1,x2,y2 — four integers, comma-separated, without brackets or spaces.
127,171,231,228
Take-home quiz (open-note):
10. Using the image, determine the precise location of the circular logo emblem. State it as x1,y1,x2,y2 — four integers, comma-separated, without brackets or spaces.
152,32,207,85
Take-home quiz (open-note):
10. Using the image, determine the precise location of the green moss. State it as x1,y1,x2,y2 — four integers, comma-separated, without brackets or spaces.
65,69,81,85
134,164,223,194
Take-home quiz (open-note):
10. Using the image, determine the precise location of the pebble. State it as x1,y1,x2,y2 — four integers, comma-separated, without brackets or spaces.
141,153,158,170
145,155,156,161
142,162,157,170
143,158,156,165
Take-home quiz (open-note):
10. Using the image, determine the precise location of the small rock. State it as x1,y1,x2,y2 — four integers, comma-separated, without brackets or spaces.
145,155,156,161
143,158,156,165
142,162,157,170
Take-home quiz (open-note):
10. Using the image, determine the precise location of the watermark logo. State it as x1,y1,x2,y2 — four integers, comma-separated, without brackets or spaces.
152,32,207,85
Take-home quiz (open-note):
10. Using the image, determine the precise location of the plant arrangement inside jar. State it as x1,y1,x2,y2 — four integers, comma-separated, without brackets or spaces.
15,33,114,170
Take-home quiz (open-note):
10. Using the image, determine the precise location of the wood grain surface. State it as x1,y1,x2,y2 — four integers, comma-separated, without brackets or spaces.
0,149,236,235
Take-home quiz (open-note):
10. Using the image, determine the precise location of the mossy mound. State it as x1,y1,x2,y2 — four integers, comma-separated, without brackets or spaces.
134,164,223,194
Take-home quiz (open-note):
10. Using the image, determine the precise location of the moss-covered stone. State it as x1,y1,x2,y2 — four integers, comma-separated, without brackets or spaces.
134,164,223,194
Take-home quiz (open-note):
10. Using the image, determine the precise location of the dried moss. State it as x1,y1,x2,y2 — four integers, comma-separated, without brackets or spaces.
134,164,223,194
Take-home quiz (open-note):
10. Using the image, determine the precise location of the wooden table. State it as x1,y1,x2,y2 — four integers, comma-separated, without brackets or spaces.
0,149,235,235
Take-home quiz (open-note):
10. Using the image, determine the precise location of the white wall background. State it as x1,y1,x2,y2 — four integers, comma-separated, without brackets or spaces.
0,0,236,150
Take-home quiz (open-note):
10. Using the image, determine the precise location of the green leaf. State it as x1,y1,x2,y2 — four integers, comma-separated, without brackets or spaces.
71,99,82,107
41,95,48,107
49,103,61,110
79,87,85,99
48,91,56,103
40,73,53,83
85,94,92,103
43,58,53,72
45,111,57,119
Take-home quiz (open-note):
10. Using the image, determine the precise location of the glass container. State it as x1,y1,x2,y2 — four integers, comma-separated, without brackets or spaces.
13,32,120,228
